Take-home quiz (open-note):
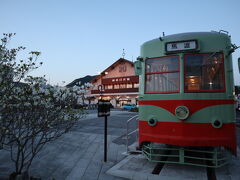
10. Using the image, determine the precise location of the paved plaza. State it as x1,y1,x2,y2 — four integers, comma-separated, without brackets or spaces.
0,110,240,180
0,110,135,180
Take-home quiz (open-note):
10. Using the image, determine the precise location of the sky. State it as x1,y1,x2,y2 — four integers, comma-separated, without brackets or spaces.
0,0,240,85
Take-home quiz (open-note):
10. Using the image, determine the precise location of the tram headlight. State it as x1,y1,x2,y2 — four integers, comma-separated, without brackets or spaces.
175,106,189,120
148,118,158,126
212,119,222,128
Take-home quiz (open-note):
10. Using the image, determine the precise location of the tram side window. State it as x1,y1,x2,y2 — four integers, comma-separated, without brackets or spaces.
145,56,179,93
184,53,225,92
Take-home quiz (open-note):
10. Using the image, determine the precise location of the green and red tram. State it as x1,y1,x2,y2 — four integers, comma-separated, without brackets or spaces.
134,31,238,167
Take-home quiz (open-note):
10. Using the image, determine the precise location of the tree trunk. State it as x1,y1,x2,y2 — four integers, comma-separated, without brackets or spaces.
9,171,29,180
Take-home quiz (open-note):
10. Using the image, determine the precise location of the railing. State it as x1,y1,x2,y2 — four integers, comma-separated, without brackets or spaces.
123,114,140,155
91,88,138,94
142,143,231,168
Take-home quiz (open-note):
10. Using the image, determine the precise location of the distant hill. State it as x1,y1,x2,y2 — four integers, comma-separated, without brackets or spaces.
66,75,97,87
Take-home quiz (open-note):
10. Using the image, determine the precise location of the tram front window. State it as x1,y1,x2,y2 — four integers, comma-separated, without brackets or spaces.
145,56,180,93
184,53,225,92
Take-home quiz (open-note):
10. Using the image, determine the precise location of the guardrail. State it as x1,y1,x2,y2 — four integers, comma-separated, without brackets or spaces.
124,114,140,155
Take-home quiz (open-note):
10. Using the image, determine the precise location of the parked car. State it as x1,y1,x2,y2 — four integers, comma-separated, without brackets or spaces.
122,104,136,110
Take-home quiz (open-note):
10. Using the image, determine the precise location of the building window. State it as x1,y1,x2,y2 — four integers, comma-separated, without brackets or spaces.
184,53,225,92
114,84,119,89
134,83,139,88
120,84,126,89
127,83,133,88
145,55,180,93
105,85,113,89
119,65,127,72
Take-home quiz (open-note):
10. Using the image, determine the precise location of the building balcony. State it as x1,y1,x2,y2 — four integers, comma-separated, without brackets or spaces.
91,88,138,94
102,75,139,85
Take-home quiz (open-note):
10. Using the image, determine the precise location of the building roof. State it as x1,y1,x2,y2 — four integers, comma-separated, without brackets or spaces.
91,58,134,83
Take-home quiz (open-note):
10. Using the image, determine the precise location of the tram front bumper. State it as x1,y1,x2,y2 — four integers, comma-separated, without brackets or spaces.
138,120,237,155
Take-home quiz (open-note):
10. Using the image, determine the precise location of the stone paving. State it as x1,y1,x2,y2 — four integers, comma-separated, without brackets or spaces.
0,131,127,180
0,110,130,180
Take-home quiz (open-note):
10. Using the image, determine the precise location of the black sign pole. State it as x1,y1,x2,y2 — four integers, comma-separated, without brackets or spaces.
104,115,107,162
98,85,109,162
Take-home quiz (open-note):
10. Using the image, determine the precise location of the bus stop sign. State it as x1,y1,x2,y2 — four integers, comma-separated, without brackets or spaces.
98,100,110,117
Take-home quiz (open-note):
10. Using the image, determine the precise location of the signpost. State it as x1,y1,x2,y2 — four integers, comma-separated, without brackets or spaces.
98,85,110,162
98,100,110,117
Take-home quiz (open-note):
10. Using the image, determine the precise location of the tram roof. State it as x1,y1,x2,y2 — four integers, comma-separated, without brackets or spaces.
142,31,230,46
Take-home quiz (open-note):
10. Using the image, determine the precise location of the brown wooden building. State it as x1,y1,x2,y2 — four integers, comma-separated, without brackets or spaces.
87,58,139,107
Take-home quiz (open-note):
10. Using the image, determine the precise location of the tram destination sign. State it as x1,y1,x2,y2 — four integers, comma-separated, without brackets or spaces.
165,40,198,53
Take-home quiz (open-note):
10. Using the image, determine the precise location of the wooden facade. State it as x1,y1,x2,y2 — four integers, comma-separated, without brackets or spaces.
88,58,139,107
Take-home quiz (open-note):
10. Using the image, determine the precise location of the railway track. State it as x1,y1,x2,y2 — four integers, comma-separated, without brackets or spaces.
107,151,239,180
150,151,218,180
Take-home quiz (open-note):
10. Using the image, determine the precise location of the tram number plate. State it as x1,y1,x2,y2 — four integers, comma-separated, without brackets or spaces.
98,100,110,117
